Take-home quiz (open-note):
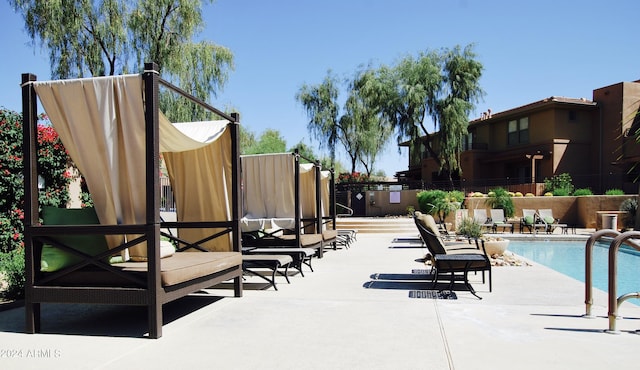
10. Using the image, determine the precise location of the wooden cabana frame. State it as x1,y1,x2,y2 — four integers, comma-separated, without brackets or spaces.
21,62,243,339
240,149,336,257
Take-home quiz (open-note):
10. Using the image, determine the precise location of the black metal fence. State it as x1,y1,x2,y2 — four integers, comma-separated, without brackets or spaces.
336,173,636,195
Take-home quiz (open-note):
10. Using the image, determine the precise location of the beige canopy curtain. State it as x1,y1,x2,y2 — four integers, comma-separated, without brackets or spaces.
240,153,316,231
33,75,233,259
241,153,295,223
320,170,331,222
299,163,317,220
163,121,233,253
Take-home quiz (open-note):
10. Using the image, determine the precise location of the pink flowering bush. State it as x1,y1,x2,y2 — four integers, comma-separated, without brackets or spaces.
337,171,370,183
0,109,74,253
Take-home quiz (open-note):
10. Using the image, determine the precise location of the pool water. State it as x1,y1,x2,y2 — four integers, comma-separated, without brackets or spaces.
508,240,640,305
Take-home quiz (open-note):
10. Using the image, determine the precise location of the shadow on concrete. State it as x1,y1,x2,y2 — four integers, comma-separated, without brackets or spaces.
363,271,473,294
0,294,226,338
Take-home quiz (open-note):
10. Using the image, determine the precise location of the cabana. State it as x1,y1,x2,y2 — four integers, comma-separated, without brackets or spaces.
319,168,338,248
240,151,334,257
21,63,243,339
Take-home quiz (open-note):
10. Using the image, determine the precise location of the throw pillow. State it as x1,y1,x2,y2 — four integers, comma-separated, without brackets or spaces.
40,206,110,272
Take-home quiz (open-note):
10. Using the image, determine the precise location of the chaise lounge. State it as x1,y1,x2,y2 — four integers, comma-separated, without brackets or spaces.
413,212,492,298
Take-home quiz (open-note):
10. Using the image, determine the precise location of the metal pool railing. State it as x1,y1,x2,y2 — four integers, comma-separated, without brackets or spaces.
584,229,621,318
584,229,640,333
606,231,640,334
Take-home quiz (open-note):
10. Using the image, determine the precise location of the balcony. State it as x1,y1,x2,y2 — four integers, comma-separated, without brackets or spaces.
463,142,488,151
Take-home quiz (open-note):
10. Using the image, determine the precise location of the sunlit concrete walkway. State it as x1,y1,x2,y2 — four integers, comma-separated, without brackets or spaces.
1,230,639,369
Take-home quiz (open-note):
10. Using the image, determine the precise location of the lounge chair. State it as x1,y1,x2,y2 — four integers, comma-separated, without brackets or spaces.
413,212,492,298
520,209,546,233
489,209,514,233
245,247,315,276
537,209,568,234
336,229,357,249
473,209,494,233
322,229,339,250
413,211,453,240
241,254,293,290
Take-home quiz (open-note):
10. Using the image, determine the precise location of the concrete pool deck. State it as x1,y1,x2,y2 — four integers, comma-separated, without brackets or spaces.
1,229,639,369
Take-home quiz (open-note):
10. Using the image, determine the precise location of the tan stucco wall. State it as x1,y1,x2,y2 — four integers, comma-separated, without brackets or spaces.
463,195,636,228
575,195,634,228
370,193,637,228
365,190,421,217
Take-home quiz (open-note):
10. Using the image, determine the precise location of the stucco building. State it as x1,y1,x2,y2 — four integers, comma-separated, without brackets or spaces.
398,79,640,195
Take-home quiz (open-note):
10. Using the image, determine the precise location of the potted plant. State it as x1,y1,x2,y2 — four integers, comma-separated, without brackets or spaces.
456,217,509,257
456,216,483,239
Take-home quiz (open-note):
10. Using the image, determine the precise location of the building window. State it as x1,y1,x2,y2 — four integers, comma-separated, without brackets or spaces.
463,132,473,151
508,117,529,145
568,110,577,121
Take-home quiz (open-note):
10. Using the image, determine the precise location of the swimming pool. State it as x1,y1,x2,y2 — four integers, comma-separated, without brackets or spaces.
508,240,640,305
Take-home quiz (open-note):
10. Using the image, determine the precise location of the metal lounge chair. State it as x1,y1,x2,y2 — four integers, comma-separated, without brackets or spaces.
472,209,494,233
413,212,492,298
520,209,546,233
489,209,514,233
241,253,293,290
537,209,568,234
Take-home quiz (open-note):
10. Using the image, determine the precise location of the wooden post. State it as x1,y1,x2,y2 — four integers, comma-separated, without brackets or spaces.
315,162,322,235
294,149,301,248
21,72,40,333
230,112,243,298
143,62,162,339
330,169,336,230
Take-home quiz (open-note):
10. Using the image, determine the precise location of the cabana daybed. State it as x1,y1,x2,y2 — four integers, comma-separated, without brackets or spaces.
240,152,327,257
21,63,243,339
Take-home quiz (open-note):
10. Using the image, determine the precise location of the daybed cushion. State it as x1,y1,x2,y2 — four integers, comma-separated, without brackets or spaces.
116,251,241,286
40,206,110,272
280,233,323,247
322,229,338,242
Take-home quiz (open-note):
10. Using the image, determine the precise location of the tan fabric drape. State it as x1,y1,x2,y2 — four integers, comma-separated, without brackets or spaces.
320,170,331,221
241,153,295,220
33,75,233,259
163,126,232,252
240,153,322,233
299,163,316,220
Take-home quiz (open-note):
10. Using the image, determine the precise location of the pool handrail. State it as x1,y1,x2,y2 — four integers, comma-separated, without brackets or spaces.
584,229,620,317
607,231,640,333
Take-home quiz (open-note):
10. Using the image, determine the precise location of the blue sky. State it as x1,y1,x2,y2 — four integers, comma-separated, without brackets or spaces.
1,0,639,176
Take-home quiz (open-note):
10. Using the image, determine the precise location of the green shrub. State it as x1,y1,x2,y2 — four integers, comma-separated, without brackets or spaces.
484,187,515,218
552,188,570,196
605,189,624,195
448,190,465,203
416,190,461,223
406,205,415,216
544,173,574,195
417,190,445,214
573,188,593,196
457,217,483,239
0,248,25,300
